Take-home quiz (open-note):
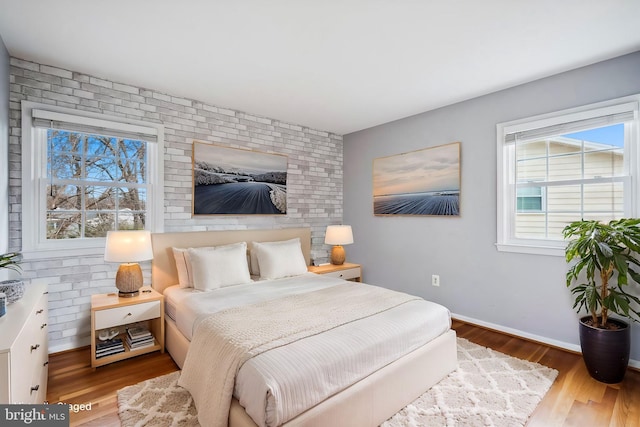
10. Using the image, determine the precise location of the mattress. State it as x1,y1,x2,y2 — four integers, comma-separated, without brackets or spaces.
166,273,451,427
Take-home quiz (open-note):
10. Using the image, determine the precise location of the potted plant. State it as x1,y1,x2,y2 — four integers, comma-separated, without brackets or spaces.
563,218,640,383
0,252,24,303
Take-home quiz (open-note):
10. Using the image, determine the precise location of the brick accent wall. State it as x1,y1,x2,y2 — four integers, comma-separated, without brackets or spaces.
8,58,343,352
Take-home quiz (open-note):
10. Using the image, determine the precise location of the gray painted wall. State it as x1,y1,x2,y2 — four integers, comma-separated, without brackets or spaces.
0,36,8,273
344,51,640,363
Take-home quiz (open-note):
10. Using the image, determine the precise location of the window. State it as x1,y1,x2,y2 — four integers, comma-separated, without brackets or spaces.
22,103,164,255
516,187,543,212
497,96,639,256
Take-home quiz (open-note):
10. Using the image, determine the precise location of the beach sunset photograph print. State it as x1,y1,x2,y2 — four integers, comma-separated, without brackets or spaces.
192,142,287,215
373,142,460,216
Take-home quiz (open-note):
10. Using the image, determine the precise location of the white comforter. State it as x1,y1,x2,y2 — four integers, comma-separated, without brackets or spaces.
168,273,451,427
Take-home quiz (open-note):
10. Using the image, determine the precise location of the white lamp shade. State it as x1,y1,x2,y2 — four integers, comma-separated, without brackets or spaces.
325,225,354,245
104,230,153,263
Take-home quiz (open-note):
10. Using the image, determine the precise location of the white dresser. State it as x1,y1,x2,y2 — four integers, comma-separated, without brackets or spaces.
0,283,49,403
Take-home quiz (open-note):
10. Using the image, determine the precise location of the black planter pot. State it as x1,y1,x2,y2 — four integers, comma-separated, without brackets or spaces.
579,316,630,383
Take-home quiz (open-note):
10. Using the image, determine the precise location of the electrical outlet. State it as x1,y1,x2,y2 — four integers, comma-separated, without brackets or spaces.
431,274,440,287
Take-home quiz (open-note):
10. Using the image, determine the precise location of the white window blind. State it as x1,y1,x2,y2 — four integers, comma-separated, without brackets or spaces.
505,107,636,144
32,109,158,143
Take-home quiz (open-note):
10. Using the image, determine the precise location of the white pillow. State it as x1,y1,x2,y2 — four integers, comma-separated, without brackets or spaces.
252,238,308,280
172,247,194,288
187,242,251,291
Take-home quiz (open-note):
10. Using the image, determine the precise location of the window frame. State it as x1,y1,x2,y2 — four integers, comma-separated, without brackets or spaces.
496,95,640,256
21,102,165,258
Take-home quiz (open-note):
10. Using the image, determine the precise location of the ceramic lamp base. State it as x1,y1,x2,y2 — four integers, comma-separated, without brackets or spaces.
330,245,346,265
116,263,143,298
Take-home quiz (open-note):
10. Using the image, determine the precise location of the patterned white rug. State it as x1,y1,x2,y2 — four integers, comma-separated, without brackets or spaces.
118,338,558,427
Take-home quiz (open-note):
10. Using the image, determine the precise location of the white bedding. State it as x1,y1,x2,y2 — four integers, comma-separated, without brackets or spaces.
166,273,451,427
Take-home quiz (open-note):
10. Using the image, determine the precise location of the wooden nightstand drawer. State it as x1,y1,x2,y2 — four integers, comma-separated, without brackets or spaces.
94,300,160,330
321,267,361,281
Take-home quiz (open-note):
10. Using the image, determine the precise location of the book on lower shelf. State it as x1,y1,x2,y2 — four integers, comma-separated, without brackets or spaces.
126,335,156,350
96,338,125,358
127,326,152,340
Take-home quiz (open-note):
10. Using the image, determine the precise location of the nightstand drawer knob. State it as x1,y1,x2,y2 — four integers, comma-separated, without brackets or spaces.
36,309,44,314
43,361,49,366
30,385,39,394
41,323,47,329
31,344,40,352
127,312,132,316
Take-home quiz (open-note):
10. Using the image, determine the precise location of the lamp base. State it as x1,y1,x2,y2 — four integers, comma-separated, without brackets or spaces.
118,290,140,298
115,263,143,298
330,245,346,265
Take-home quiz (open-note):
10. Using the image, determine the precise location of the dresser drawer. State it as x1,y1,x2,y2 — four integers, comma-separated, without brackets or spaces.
10,314,47,403
29,361,48,404
321,267,361,281
95,300,161,330
0,285,48,404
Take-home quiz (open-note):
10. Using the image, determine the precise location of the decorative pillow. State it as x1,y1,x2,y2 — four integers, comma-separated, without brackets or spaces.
252,238,308,280
172,247,194,288
187,242,251,291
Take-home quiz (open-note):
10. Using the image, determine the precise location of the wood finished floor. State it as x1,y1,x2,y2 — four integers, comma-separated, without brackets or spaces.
46,319,640,426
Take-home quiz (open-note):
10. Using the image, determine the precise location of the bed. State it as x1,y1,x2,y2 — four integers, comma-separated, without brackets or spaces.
151,227,457,427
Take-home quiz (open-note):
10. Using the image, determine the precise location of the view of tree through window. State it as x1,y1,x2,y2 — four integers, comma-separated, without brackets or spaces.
46,130,148,239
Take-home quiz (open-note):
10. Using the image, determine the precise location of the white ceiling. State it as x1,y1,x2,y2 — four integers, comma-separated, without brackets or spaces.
1,1,639,135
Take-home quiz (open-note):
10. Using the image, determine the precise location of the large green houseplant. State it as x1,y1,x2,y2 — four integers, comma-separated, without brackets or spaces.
563,218,640,383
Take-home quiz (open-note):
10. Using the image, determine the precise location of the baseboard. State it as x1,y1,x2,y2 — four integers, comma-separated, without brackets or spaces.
451,313,640,370
48,336,90,355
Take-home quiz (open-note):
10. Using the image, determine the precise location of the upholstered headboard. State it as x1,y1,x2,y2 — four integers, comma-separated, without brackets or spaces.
150,227,311,294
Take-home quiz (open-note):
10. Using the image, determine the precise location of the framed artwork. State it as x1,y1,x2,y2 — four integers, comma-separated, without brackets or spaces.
373,142,460,216
192,142,287,215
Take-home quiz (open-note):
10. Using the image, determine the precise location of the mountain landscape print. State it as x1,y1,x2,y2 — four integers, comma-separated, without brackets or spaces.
373,142,460,216
193,143,287,215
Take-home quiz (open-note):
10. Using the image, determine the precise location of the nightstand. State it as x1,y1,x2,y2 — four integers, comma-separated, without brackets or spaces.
90,286,164,368
308,262,362,282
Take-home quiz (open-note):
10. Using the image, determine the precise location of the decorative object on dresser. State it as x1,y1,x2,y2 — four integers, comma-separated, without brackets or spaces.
324,224,354,265
104,230,154,297
563,218,640,383
0,283,49,403
308,262,362,282
0,252,24,303
90,286,164,368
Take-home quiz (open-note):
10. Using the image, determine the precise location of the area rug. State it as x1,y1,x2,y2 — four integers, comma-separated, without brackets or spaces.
117,338,558,427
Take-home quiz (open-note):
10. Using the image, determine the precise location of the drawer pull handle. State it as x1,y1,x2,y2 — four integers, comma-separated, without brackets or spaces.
127,313,132,316
43,361,49,366
30,385,39,394
31,344,40,352
41,323,47,329
36,309,44,314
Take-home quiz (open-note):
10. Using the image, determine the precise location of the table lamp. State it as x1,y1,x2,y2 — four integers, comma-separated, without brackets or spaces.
325,225,354,265
104,230,153,297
